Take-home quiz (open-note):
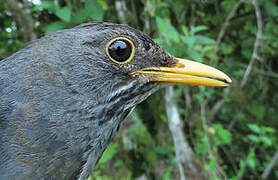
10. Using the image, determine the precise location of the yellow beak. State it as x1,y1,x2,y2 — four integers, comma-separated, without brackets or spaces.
130,58,232,87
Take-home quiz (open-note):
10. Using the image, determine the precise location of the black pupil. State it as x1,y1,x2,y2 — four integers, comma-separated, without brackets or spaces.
108,39,132,62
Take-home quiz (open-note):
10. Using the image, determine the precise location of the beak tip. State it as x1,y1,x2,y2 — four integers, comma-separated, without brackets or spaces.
224,76,232,84
223,74,232,85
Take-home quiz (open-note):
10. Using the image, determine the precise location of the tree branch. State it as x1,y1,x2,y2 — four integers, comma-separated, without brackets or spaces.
200,102,228,180
241,0,263,87
261,150,278,179
209,87,230,120
115,0,128,24
165,86,206,180
214,0,246,54
210,0,263,119
5,0,36,41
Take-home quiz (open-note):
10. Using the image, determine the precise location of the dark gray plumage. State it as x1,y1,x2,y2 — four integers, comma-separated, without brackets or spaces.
0,22,172,180
0,21,232,180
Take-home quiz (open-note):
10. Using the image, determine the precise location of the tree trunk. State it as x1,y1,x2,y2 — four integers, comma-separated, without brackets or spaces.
165,86,206,180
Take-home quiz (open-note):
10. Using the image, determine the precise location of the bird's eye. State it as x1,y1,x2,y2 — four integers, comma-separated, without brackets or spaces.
106,37,135,65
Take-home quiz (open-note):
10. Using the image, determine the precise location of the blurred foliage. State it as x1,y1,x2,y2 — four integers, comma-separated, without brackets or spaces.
0,0,278,179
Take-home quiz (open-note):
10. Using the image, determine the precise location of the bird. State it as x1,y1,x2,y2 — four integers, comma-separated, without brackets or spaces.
0,22,231,180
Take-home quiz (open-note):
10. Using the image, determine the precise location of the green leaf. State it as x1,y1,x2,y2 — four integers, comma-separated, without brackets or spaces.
247,124,261,134
72,9,90,24
195,137,209,155
248,104,265,120
200,45,216,58
194,35,215,44
247,150,256,169
262,127,275,133
241,49,252,59
160,114,168,123
98,0,108,10
182,25,189,36
85,0,104,21
43,21,67,33
221,0,237,12
191,25,208,34
220,43,234,55
114,160,124,167
260,136,272,146
163,164,174,180
32,1,55,11
73,0,106,23
181,36,195,50
154,146,168,155
156,17,180,42
145,150,157,166
247,134,259,143
98,143,118,165
212,123,232,146
55,7,71,22
153,38,163,46
185,49,202,62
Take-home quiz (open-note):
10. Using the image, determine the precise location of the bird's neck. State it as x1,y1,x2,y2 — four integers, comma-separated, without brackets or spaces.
71,80,158,177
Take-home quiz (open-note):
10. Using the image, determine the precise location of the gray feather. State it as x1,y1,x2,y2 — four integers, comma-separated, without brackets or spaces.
0,22,171,180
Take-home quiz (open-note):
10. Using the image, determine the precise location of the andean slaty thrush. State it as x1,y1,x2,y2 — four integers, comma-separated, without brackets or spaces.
0,22,231,180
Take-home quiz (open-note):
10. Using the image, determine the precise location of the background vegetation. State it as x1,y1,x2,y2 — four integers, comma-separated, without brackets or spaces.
0,0,277,179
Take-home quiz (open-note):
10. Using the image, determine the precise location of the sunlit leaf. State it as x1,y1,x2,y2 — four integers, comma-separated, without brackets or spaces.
72,9,90,24
186,49,202,62
182,25,189,36
194,35,215,44
98,143,118,165
154,146,168,155
43,21,67,33
221,0,237,12
156,17,180,42
247,135,259,142
114,160,124,167
213,123,232,146
55,7,71,22
247,150,256,169
247,124,261,134
181,36,195,50
195,137,209,155
85,0,104,21
163,164,174,180
260,136,272,146
262,127,275,133
191,25,208,34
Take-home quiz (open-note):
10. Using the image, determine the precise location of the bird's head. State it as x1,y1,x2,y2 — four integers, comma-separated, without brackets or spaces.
48,22,231,108
0,22,232,180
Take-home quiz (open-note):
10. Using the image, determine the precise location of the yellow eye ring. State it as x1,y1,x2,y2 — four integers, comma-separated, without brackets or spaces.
105,37,135,65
